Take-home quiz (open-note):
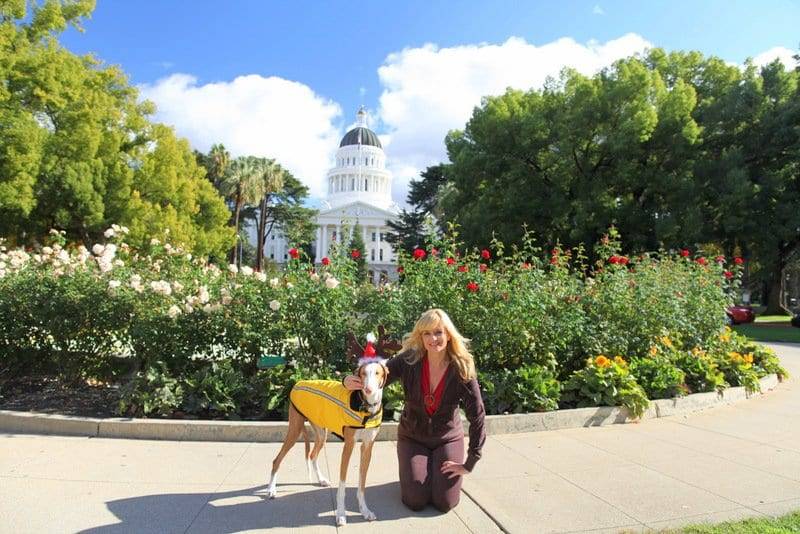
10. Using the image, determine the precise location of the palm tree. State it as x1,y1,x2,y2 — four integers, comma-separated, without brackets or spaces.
207,143,230,189
254,159,286,271
219,156,267,265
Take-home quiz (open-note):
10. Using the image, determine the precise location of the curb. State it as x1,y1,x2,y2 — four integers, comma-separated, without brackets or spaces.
0,374,779,442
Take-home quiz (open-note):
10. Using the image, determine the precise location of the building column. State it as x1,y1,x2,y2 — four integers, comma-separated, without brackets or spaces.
336,225,341,246
315,227,322,261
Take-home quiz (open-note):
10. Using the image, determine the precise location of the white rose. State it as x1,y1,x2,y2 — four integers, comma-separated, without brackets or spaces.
113,259,124,267
269,300,281,311
286,282,293,289
172,281,184,292
240,266,253,276
255,272,267,282
221,295,232,305
108,280,121,289
325,277,340,289
57,250,70,263
184,303,194,313
228,264,238,274
92,244,105,256
131,274,141,284
310,272,320,281
198,286,210,304
104,228,115,238
269,277,280,288
167,305,181,319
120,226,130,234
97,259,113,273
41,246,53,255
150,238,160,246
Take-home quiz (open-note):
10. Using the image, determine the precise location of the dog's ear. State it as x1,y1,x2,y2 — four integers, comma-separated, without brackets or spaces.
346,331,364,364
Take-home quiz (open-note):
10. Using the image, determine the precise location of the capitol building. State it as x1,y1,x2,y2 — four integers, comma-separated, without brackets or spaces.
263,107,401,283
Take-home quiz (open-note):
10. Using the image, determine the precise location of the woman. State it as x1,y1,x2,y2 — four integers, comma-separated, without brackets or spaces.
343,308,486,512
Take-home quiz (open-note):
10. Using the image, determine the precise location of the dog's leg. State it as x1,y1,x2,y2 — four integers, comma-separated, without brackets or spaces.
357,429,379,521
309,424,330,486
267,405,305,499
336,428,356,526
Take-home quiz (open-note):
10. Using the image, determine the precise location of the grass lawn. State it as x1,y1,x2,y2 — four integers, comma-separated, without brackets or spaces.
756,315,793,323
734,323,800,343
658,509,800,533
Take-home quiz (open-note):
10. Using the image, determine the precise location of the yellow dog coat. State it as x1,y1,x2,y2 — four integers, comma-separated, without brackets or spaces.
290,380,383,439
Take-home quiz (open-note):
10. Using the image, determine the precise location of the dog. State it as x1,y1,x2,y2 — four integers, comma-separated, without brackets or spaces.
267,330,398,526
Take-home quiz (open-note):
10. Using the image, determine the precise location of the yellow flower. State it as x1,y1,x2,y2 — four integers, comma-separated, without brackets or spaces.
595,355,611,368
614,355,627,367
719,333,731,343
649,346,658,356
728,351,742,362
661,336,673,348
744,353,754,364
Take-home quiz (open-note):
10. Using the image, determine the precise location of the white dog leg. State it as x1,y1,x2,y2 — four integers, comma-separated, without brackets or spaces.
267,472,278,499
336,481,347,526
357,488,376,521
313,457,330,486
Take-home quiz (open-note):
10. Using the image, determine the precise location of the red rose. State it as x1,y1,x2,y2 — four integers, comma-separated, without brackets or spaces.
288,248,299,259
696,257,708,266
446,257,456,266
479,263,488,273
620,256,629,265
551,248,559,256
466,281,479,292
481,249,491,260
413,248,426,260
397,266,404,273
734,257,744,265
458,265,468,273
321,256,330,266
609,255,619,264
724,270,733,279
521,262,531,269
715,255,725,263
680,249,690,257
550,256,558,265
351,249,361,259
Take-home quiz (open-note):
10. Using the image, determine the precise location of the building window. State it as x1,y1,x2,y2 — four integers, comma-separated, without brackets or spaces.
332,231,337,241
371,249,375,261
371,232,376,242
271,234,275,240
378,232,383,242
365,178,368,190
379,249,383,261
351,178,355,189
270,253,274,259
283,253,287,260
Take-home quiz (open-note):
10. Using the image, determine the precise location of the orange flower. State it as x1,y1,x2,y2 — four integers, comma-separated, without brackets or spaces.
743,353,754,364
614,355,627,366
595,355,611,368
649,346,658,356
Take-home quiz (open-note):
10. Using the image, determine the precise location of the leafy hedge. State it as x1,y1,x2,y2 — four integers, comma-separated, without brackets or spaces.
0,227,787,420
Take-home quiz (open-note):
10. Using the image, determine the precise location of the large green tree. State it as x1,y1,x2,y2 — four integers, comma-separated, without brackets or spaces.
0,0,233,257
438,48,800,311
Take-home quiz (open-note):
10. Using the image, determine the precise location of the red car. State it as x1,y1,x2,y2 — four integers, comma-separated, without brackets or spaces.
727,305,755,325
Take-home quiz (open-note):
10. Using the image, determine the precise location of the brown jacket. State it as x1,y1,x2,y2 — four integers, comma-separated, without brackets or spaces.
386,351,486,472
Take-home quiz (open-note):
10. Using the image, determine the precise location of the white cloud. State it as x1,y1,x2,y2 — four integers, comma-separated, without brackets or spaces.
138,74,342,198
752,46,797,69
376,33,652,199
593,4,605,15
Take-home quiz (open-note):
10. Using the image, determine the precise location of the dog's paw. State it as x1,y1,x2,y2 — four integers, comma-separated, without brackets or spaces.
361,508,377,521
266,487,277,499
318,476,330,487
336,513,347,526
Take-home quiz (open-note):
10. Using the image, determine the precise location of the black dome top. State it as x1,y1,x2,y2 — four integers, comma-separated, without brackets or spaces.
339,127,382,148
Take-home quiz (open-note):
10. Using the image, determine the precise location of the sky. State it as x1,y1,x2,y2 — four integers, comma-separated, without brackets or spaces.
61,0,800,205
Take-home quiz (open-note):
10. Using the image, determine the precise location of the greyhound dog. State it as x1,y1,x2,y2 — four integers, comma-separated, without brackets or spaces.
267,330,399,526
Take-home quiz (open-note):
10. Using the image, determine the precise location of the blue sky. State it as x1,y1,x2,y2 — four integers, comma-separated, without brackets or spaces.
61,0,800,202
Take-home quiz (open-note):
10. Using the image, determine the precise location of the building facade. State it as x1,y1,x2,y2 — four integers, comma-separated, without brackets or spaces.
263,108,401,283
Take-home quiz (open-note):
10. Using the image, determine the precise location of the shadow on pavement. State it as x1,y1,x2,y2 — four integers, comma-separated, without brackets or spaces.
78,482,442,533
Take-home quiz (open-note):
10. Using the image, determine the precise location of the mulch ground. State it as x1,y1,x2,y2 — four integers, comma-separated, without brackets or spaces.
0,376,122,418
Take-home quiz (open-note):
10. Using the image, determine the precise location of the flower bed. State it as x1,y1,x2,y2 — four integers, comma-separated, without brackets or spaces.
0,227,787,420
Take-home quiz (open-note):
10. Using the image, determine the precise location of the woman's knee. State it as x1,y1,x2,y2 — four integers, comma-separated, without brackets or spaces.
432,494,459,513
402,493,429,511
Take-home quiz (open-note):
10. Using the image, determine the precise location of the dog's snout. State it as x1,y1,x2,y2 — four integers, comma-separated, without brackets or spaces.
364,387,373,395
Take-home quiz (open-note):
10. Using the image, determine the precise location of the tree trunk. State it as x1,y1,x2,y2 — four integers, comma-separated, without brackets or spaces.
255,196,267,272
764,260,791,316
230,195,242,265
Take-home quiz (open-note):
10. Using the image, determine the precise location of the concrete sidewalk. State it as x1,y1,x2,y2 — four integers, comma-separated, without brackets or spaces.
1,343,799,533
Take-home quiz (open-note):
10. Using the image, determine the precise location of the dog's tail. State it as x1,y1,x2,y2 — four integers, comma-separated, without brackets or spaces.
301,423,310,459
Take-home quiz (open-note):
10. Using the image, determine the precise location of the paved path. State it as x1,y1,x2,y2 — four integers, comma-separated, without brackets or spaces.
2,343,799,534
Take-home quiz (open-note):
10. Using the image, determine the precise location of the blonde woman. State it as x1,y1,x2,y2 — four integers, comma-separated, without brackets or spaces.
343,308,486,512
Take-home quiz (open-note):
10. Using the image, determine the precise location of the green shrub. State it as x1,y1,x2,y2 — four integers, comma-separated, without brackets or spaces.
561,356,650,418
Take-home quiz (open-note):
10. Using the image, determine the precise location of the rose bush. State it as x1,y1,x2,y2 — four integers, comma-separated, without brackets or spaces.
0,225,785,419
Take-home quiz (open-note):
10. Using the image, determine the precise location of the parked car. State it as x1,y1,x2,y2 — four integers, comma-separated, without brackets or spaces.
726,305,755,325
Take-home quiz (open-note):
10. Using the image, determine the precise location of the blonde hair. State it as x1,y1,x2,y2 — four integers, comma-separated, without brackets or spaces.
401,308,476,381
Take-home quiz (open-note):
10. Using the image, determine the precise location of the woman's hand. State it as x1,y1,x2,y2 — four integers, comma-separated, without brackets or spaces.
342,374,363,391
440,460,469,479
